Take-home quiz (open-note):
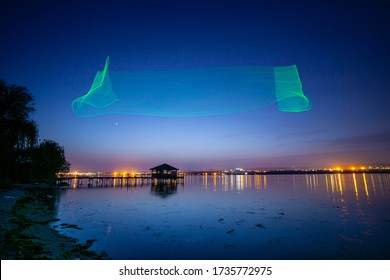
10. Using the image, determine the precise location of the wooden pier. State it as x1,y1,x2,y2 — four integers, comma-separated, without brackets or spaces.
57,163,184,188
56,175,184,188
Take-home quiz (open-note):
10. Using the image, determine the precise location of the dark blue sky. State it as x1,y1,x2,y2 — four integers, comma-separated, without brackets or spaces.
1,0,389,171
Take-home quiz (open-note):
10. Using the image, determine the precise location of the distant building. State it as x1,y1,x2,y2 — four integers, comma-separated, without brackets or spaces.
150,163,179,179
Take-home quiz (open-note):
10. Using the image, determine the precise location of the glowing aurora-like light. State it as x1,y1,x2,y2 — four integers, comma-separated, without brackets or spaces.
72,57,311,117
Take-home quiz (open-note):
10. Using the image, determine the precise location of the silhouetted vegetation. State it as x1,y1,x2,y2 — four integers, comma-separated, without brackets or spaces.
32,140,70,180
0,79,69,182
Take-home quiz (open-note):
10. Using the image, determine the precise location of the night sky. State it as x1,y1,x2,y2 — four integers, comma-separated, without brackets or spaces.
1,0,389,171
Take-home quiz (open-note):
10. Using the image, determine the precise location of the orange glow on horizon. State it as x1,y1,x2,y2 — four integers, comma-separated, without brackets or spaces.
329,165,370,172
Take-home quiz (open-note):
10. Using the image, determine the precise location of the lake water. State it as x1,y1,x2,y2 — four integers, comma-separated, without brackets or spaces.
55,173,390,259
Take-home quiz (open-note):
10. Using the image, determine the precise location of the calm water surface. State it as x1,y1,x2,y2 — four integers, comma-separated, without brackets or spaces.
55,174,390,259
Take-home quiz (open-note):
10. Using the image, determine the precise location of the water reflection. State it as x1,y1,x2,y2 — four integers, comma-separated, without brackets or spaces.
324,173,390,201
57,173,390,260
197,173,389,198
150,180,179,197
66,173,390,201
201,174,268,192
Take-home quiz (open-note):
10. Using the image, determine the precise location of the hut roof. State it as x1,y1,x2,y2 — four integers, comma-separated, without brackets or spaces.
150,163,179,171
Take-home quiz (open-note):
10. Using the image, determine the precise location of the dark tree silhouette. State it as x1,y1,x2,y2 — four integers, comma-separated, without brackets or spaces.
32,140,70,180
0,79,70,181
0,80,38,179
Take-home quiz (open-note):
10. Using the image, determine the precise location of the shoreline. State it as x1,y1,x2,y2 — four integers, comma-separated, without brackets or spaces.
0,183,107,260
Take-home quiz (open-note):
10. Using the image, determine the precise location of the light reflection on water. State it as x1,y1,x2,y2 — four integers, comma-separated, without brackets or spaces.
56,174,390,259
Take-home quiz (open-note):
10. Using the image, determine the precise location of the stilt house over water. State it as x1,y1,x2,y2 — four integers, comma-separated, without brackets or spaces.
150,163,180,179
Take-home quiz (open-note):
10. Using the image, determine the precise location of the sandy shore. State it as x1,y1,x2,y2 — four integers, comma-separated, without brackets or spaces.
0,184,107,259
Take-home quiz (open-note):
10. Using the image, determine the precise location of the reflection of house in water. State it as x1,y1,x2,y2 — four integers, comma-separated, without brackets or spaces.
150,182,178,197
150,163,183,195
